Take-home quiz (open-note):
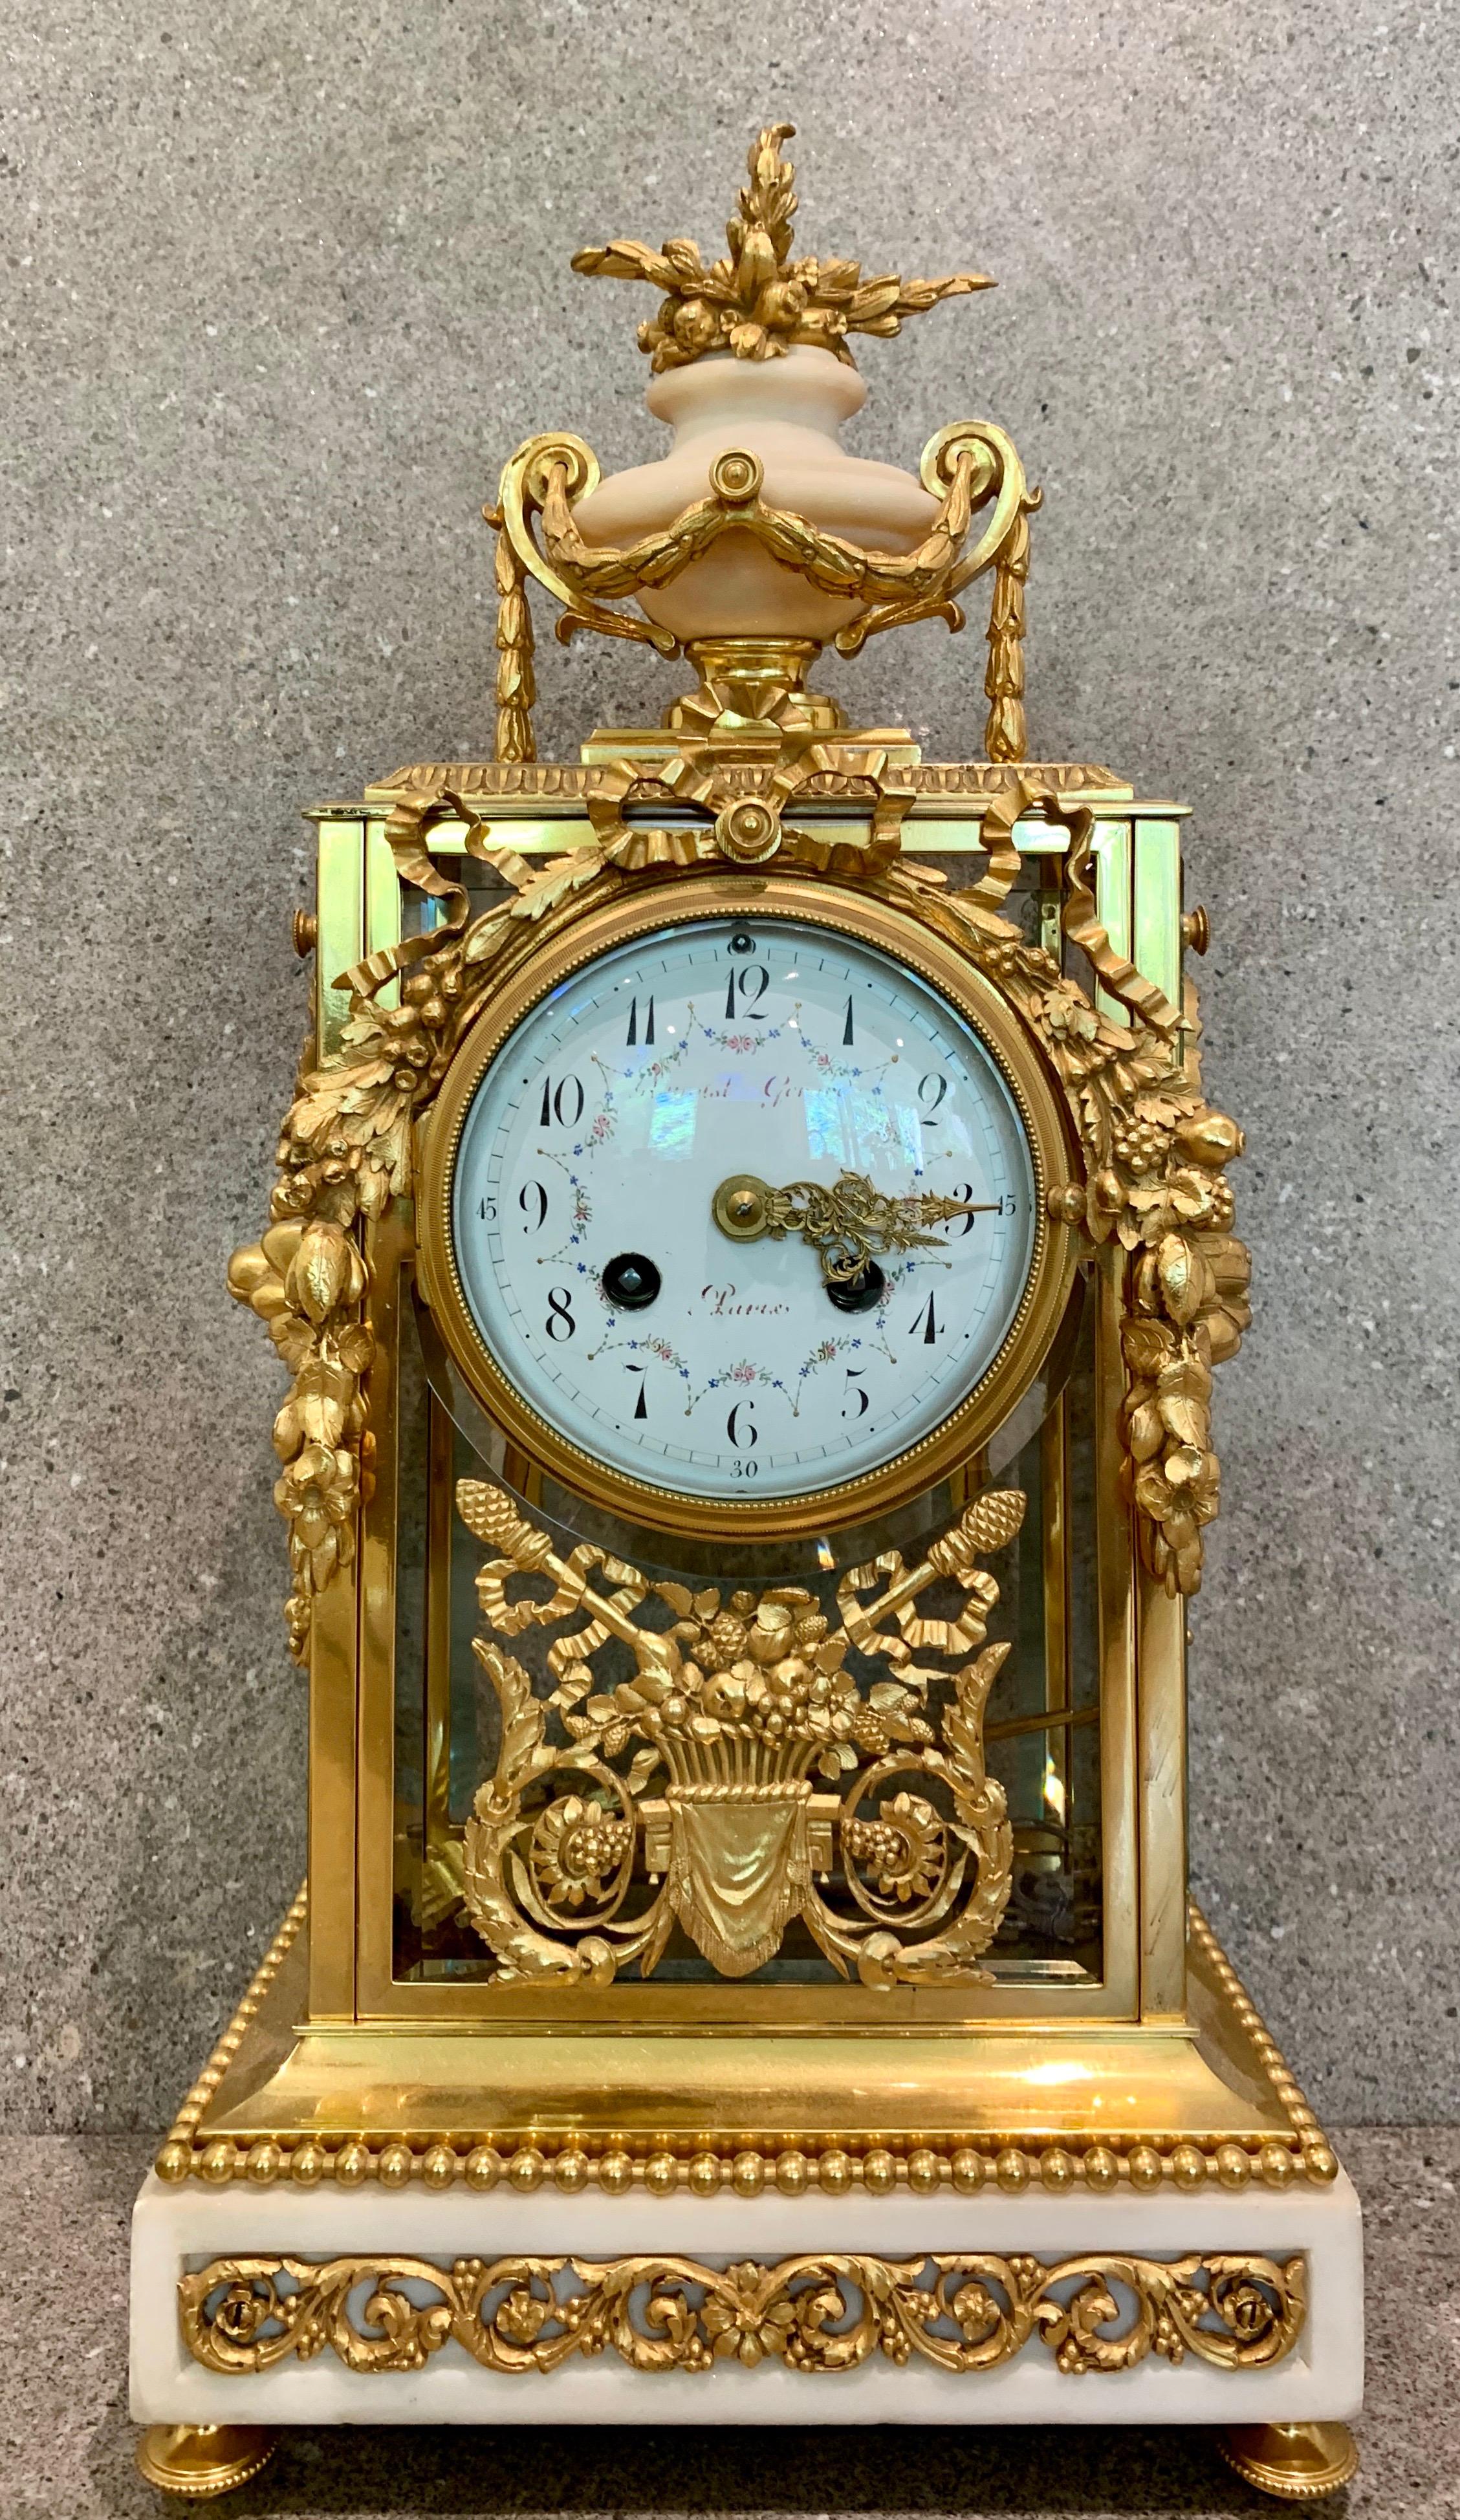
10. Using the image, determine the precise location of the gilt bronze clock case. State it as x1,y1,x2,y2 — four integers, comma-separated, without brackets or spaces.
129,124,1362,2509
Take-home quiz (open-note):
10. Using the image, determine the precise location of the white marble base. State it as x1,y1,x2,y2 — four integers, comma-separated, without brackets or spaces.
130,2169,1363,2429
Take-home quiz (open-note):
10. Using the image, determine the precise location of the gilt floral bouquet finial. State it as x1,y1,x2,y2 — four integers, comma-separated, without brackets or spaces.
571,120,994,373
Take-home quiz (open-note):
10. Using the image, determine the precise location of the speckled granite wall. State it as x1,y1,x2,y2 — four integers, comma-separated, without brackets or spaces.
3,0,1455,2133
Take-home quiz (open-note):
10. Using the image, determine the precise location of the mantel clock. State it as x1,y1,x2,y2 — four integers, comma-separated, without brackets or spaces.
129,127,1362,2505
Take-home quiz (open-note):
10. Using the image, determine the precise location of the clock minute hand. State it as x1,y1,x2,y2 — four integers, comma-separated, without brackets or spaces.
711,1169,997,1285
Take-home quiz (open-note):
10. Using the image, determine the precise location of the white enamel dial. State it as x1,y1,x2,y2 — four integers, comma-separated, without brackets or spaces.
449,913,1038,1504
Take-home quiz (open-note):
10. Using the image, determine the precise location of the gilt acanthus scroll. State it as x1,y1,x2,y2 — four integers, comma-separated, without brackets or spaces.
180,2247,1307,2382
456,1476,1023,1987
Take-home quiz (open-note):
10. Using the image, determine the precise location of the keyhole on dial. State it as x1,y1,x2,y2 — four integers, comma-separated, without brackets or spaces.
825,1261,885,1314
602,1252,661,1310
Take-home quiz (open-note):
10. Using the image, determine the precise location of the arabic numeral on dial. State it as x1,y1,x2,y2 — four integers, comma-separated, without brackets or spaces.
626,994,655,1047
842,1365,869,1418
544,1287,576,1341
909,1290,940,1345
917,1072,949,1121
476,1195,497,1222
538,1073,585,1129
948,1182,1016,1224
625,1364,648,1420
725,964,768,1020
725,1400,758,1450
518,1181,548,1231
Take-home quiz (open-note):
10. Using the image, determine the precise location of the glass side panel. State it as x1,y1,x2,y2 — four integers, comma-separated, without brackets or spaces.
390,1287,430,1958
985,1299,1102,1973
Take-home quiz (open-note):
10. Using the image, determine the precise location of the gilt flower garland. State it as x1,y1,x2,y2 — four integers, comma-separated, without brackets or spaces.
571,122,992,373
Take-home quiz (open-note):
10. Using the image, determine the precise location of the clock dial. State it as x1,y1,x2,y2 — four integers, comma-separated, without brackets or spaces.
446,911,1040,1505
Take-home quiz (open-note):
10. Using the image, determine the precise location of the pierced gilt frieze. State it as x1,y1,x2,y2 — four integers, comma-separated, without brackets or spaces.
180,2248,1307,2382
456,1478,1025,1988
365,760,1127,801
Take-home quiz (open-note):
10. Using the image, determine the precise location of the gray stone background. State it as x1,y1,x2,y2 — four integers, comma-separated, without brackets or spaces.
3,0,1455,2138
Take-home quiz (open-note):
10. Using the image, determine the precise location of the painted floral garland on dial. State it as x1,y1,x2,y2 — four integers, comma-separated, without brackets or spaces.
450,915,1036,1503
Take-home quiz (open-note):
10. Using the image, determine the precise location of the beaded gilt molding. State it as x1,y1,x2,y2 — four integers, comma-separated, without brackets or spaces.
180,2246,1306,2382
152,1889,1340,2194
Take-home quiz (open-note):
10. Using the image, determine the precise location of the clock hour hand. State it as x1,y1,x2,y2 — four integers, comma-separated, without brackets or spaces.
712,1169,996,1286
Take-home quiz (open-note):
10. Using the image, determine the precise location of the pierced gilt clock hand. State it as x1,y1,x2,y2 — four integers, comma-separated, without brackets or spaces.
711,1169,997,1285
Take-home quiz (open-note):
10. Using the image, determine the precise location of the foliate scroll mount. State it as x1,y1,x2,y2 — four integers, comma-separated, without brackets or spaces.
180,2246,1308,2382
454,1475,1026,1990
